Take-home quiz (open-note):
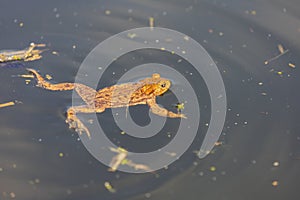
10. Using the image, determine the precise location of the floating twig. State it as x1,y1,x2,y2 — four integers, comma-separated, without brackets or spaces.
0,101,15,108
264,44,289,65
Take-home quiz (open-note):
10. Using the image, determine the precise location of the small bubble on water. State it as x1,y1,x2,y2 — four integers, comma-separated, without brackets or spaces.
273,161,280,167
145,193,151,198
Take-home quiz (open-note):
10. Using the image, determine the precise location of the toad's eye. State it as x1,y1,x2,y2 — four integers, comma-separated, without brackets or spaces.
161,83,166,88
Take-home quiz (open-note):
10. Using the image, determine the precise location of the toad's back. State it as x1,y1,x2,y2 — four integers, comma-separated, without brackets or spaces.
93,74,171,108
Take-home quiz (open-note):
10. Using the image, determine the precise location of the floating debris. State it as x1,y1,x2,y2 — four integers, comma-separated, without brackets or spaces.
175,102,185,113
0,101,15,108
104,181,116,193
209,166,216,172
25,79,31,84
245,10,257,15
145,193,151,198
272,180,279,187
127,33,137,39
10,192,16,199
105,10,111,15
166,132,172,138
45,74,53,80
29,178,40,185
125,160,152,171
288,62,296,68
120,131,126,135
183,36,189,41
108,147,128,172
52,51,59,55
273,161,280,167
19,74,34,78
214,141,223,146
0,43,46,63
264,44,289,65
108,147,151,172
87,119,94,124
149,17,154,28
194,149,210,158
165,152,177,157
278,44,284,54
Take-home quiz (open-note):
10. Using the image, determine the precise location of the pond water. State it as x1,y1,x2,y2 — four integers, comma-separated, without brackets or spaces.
1,0,300,199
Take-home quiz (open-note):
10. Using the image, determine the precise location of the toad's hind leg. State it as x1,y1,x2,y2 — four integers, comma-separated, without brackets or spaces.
27,68,98,105
67,105,105,138
27,68,76,91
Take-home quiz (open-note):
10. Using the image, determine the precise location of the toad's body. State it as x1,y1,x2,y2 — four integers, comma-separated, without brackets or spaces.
28,69,185,138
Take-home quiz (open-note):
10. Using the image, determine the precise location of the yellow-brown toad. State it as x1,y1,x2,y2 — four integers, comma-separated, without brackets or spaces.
27,69,186,138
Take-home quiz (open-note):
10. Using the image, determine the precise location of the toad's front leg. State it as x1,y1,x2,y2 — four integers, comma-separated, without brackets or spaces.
66,105,105,138
147,98,186,118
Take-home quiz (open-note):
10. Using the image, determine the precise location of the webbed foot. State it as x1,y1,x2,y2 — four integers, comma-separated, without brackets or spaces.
66,116,91,139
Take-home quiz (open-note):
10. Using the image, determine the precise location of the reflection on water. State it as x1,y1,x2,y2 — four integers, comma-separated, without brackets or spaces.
1,0,300,199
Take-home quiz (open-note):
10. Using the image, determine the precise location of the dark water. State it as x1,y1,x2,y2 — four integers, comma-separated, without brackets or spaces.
1,0,300,199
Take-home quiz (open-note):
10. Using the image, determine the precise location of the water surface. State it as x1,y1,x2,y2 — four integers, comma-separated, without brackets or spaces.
0,0,300,199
